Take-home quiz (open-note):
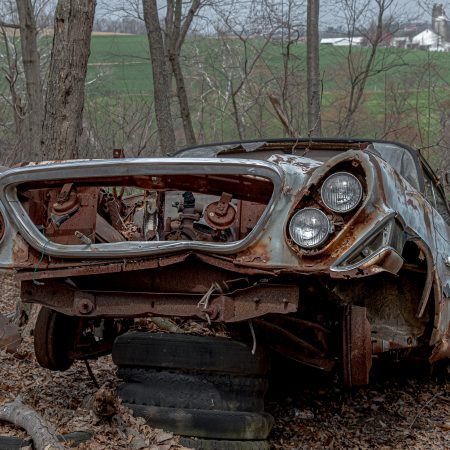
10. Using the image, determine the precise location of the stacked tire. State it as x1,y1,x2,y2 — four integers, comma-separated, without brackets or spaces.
112,332,273,450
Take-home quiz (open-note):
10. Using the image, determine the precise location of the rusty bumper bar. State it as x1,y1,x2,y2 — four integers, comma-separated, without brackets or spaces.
22,281,299,322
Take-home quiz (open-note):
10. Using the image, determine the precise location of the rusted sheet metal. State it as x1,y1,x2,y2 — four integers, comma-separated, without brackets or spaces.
413,239,436,319
268,154,321,174
12,233,29,264
372,337,416,354
429,205,450,347
45,186,98,245
0,145,443,282
15,253,192,281
15,251,276,282
331,247,404,278
0,138,449,374
254,317,335,371
254,319,325,357
430,327,450,363
342,305,372,387
22,280,299,322
0,148,425,281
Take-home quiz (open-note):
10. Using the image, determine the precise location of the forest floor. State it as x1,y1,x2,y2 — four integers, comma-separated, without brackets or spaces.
0,273,449,450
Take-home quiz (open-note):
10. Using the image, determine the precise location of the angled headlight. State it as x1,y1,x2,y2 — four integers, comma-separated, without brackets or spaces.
321,172,362,213
289,208,331,248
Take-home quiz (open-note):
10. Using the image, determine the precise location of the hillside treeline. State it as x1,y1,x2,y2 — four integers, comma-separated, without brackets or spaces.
0,0,448,174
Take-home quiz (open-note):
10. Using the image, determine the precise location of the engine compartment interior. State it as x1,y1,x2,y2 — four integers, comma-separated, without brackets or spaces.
17,174,274,245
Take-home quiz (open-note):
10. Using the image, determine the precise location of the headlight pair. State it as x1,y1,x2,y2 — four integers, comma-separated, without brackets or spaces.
289,172,363,249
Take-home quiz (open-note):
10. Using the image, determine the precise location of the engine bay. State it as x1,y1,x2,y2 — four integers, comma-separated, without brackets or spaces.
18,174,273,246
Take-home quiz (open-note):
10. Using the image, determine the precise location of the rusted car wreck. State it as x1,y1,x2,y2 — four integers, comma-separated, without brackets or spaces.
0,138,449,387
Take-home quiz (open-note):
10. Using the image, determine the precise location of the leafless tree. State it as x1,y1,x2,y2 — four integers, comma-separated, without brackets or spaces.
306,0,321,135
203,2,280,139
83,94,158,158
41,0,96,160
333,0,406,135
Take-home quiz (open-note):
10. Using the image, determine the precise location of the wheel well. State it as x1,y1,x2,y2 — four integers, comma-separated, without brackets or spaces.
401,239,436,343
332,239,434,346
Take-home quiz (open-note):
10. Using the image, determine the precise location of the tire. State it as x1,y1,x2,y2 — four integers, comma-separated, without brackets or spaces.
179,437,270,450
126,404,274,440
112,332,268,376
117,369,267,412
0,432,92,449
0,436,32,449
34,307,79,371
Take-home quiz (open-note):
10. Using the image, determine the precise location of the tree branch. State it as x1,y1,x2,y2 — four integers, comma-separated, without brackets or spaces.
0,20,20,29
0,396,64,450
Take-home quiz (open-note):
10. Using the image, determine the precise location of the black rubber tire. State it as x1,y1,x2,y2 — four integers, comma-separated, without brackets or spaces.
126,404,274,440
117,369,267,412
112,332,268,376
179,437,270,450
0,432,92,449
0,436,31,449
34,307,80,371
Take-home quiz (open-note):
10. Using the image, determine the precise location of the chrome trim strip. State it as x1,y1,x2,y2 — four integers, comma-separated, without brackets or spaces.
0,158,284,259
330,213,396,272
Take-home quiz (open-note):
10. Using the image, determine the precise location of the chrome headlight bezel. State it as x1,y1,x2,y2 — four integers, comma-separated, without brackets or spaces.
320,171,363,213
288,207,331,249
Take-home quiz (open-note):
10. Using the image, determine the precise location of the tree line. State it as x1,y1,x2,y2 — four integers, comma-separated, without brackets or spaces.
0,0,448,175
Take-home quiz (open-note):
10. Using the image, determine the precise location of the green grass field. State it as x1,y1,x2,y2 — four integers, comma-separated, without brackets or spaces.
1,34,450,151
85,35,450,95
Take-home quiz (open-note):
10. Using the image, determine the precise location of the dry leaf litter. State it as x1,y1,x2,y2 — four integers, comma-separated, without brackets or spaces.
1,273,449,449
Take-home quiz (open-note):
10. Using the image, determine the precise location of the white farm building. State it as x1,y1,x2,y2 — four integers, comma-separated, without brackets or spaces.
412,29,450,50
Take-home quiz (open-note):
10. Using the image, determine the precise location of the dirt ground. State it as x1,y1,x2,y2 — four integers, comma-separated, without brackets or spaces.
0,273,449,450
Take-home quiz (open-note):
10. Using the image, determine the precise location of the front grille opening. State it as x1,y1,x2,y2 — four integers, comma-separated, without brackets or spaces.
18,174,273,246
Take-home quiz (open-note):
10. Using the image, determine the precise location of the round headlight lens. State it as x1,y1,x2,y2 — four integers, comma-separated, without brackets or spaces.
321,172,363,213
289,208,331,248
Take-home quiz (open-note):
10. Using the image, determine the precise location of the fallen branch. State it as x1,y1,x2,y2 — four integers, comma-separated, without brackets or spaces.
408,392,440,430
0,396,64,450
150,317,185,333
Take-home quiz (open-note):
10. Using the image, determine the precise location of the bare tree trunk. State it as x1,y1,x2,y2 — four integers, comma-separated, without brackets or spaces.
41,0,96,161
306,0,322,136
143,0,176,155
16,0,43,162
231,86,244,140
169,54,196,145
165,0,200,146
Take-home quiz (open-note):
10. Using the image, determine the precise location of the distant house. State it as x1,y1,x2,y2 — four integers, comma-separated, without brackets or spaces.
411,29,450,51
320,36,364,47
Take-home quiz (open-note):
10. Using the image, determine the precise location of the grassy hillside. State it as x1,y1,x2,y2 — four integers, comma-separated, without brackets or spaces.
1,33,449,158
86,35,450,95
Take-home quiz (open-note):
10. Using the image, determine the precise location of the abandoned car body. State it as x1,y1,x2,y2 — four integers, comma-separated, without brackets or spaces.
0,138,449,386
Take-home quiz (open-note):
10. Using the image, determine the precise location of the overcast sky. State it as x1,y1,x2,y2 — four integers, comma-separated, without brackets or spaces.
96,0,443,32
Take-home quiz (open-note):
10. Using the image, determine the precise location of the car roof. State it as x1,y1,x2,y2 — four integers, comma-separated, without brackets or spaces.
173,137,425,191
173,137,417,159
